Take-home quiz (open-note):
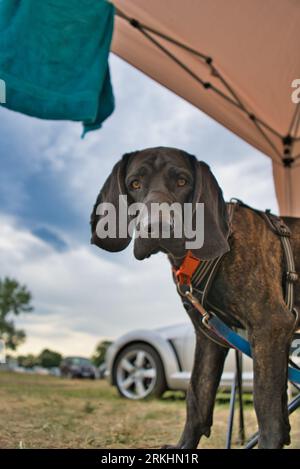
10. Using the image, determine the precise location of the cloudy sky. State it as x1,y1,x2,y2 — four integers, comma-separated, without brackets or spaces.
0,54,278,357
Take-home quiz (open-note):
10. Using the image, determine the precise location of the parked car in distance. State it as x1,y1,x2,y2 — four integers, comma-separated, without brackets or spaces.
98,362,107,379
60,356,97,379
31,366,50,375
106,324,300,400
105,322,253,400
48,366,61,377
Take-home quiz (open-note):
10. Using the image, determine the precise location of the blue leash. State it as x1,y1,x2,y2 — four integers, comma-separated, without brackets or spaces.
208,313,300,384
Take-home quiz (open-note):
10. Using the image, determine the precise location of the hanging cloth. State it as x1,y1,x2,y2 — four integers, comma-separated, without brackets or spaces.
0,0,115,135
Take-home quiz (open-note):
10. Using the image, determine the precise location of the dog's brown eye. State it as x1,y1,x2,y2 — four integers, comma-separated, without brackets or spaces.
130,180,141,190
177,178,187,187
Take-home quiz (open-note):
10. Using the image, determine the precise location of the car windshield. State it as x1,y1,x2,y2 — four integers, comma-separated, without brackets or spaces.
71,358,91,366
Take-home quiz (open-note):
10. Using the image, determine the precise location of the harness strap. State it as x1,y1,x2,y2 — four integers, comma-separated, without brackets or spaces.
173,202,238,348
231,200,299,326
173,199,299,352
260,210,298,314
188,201,237,315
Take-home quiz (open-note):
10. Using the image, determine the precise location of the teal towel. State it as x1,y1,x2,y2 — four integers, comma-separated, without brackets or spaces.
0,0,115,135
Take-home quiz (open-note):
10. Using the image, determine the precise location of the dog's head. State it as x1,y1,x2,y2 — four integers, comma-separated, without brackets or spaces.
90,147,229,262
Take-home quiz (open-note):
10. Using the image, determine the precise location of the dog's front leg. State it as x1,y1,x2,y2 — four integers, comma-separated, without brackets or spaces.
249,306,295,449
163,329,228,449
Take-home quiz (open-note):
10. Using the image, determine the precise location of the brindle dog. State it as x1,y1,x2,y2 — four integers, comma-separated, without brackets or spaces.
91,147,300,449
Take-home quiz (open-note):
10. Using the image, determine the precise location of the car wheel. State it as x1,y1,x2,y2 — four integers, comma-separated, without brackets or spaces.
114,343,166,400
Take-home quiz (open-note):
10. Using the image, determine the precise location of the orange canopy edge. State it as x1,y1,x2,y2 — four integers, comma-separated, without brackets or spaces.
111,0,300,216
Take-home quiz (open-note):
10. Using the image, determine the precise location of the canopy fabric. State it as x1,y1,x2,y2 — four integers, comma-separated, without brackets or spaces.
0,0,115,135
111,0,300,216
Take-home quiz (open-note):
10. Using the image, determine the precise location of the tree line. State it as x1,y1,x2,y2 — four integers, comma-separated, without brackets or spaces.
0,277,111,368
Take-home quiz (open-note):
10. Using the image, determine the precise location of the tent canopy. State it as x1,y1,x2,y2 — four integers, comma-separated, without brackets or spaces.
112,0,300,216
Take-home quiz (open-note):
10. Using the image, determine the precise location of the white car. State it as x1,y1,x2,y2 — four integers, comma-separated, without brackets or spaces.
105,322,254,400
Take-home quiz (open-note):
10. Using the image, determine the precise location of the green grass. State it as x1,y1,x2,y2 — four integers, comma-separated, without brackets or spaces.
0,371,299,448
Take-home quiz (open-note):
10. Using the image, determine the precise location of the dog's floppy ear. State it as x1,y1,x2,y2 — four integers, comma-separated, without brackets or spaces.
90,153,134,252
187,157,230,260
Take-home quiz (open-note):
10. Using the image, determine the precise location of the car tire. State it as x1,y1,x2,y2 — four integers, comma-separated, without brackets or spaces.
113,342,167,400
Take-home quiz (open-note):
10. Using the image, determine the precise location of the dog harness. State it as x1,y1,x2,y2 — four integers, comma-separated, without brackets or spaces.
173,199,300,383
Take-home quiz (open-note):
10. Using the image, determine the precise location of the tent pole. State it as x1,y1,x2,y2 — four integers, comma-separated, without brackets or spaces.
283,166,293,216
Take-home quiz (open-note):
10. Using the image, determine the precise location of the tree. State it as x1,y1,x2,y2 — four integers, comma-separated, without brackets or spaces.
17,354,39,369
38,349,62,368
92,340,112,367
0,277,33,350
17,349,62,369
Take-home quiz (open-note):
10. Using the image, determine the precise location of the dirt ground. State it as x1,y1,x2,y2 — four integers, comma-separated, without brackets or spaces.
0,371,299,449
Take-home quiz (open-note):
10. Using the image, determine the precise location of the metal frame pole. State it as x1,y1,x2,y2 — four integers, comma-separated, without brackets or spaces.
226,350,245,448
236,351,245,445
